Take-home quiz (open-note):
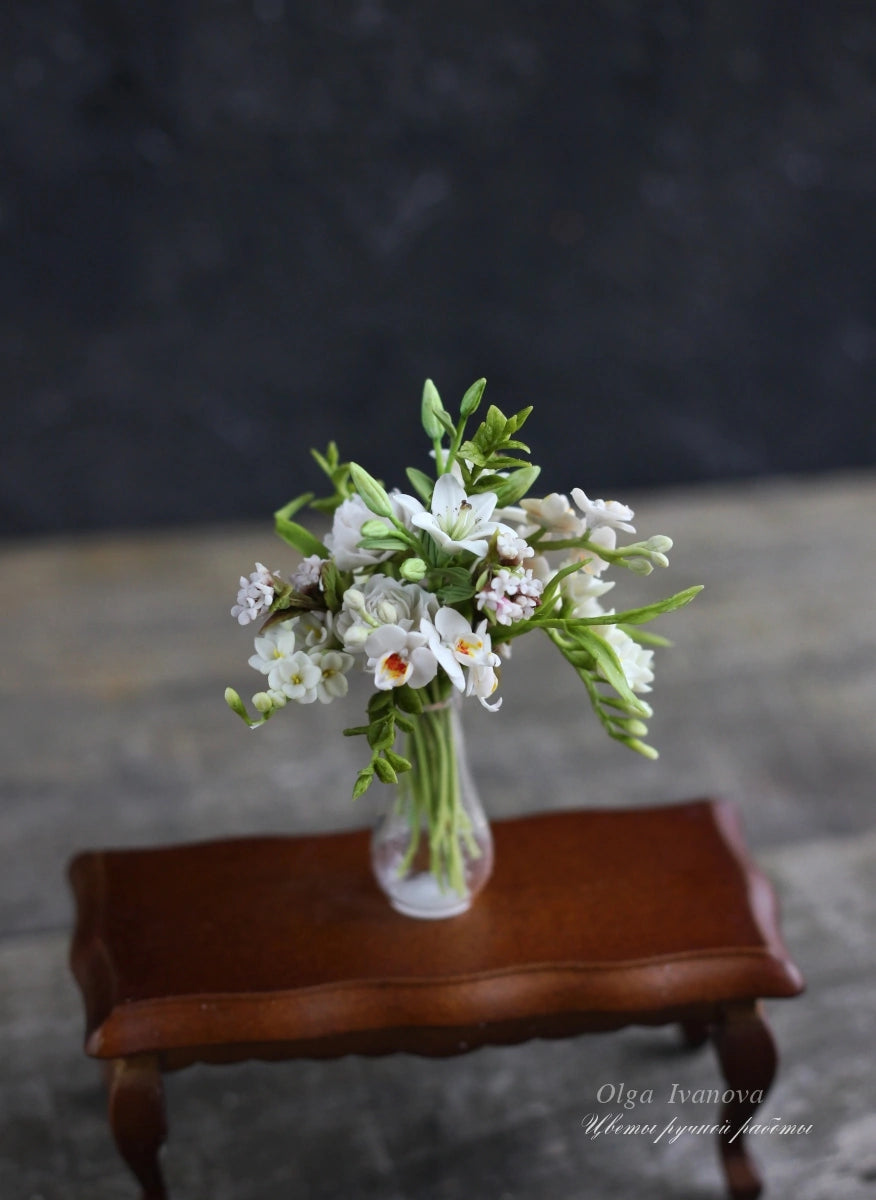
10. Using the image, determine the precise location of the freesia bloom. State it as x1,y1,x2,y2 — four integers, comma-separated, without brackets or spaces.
571,489,636,534
410,474,508,557
231,562,276,625
364,625,438,690
248,623,301,690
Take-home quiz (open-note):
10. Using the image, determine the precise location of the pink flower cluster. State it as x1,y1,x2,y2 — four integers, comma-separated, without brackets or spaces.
476,567,543,626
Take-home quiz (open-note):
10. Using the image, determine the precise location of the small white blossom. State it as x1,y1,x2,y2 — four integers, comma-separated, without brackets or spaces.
248,623,300,689
496,528,535,564
273,649,323,704
561,561,616,618
575,525,617,576
466,657,502,710
290,554,325,592
410,474,508,557
476,567,544,626
326,493,416,572
364,625,438,690
231,562,276,625
596,625,655,693
519,493,585,538
310,648,355,703
571,488,636,534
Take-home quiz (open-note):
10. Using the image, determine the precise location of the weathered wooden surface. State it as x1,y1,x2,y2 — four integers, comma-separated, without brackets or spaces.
1,470,875,1197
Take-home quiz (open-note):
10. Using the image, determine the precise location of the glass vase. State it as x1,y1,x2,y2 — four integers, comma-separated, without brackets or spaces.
370,692,493,919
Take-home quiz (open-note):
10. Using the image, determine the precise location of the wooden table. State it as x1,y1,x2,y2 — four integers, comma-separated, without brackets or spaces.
68,799,803,1200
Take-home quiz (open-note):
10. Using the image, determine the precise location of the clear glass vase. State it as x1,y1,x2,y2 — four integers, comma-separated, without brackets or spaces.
370,693,493,919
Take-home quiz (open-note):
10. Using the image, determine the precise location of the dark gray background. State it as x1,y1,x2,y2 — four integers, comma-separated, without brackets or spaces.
2,1,874,536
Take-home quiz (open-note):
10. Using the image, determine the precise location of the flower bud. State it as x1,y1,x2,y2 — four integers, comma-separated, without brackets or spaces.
344,587,365,612
400,557,428,582
252,692,274,713
360,518,391,538
376,600,399,624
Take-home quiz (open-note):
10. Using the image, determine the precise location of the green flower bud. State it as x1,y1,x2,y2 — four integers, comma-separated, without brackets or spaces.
400,557,428,582
253,692,274,714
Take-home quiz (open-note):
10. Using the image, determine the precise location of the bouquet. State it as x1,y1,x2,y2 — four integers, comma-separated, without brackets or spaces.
226,379,700,893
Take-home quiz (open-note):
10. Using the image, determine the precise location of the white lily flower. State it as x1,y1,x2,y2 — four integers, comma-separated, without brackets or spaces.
410,474,506,557
364,625,438,690
571,488,636,534
231,562,276,624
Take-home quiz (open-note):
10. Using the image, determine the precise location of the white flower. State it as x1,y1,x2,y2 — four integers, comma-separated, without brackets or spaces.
248,623,300,689
424,608,497,691
519,493,585,538
561,561,615,618
496,528,535,564
273,649,323,704
290,554,324,592
571,488,636,534
409,474,506,557
596,625,654,693
247,614,333,688
310,648,355,703
364,625,438,690
574,525,617,576
335,575,437,652
231,562,276,625
476,567,543,626
466,657,502,710
325,494,405,572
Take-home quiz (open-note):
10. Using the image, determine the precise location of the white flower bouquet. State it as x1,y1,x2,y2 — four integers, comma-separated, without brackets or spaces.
226,379,701,897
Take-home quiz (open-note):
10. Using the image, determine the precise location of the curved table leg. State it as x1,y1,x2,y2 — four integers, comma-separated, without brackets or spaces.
711,1001,778,1200
107,1054,168,1200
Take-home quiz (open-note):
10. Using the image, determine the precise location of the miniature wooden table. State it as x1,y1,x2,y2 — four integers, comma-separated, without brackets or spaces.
68,799,803,1200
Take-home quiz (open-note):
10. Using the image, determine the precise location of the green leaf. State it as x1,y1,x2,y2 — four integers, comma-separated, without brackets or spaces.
578,586,703,627
349,462,394,519
367,718,395,751
491,464,541,507
342,724,371,737
484,404,507,445
575,628,650,715
506,405,533,433
455,440,490,467
352,767,375,800
395,686,424,714
405,467,434,504
460,377,487,417
273,499,328,558
367,691,394,719
384,747,412,773
373,757,398,785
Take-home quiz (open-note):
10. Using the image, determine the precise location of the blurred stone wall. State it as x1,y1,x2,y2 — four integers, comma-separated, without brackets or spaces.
2,1,874,535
